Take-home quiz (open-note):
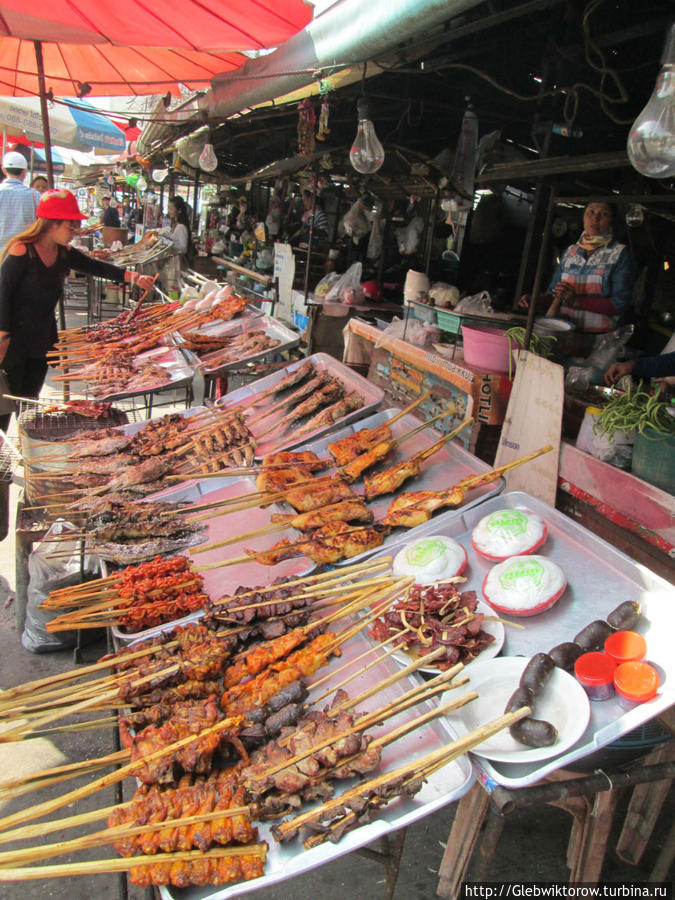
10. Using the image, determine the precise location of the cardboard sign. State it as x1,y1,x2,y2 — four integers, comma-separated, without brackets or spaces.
494,350,563,505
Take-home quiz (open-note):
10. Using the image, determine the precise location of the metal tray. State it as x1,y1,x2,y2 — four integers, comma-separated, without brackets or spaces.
73,345,196,403
180,303,264,338
189,316,301,376
298,408,504,565
155,622,474,900
110,475,315,643
217,352,384,459
370,490,675,788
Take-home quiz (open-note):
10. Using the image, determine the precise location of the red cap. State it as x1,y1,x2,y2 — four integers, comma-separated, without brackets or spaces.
574,651,616,686
614,661,658,703
604,630,646,665
37,189,87,221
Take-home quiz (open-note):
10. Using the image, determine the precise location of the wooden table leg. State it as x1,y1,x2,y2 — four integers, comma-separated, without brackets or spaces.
616,740,675,865
437,782,491,899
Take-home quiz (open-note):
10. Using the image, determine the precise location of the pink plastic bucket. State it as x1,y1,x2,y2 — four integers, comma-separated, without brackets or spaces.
461,325,511,373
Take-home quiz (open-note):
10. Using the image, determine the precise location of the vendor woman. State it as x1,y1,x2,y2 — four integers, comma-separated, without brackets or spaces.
0,189,155,433
521,201,633,332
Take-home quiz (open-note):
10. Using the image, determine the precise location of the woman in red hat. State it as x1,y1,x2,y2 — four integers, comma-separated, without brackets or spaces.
0,189,155,432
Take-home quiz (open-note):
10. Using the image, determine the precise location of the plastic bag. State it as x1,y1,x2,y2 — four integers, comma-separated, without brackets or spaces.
377,317,441,348
429,283,460,309
314,272,341,299
453,290,493,315
341,199,371,243
324,262,364,303
565,325,634,390
22,521,101,653
395,216,424,255
366,202,384,259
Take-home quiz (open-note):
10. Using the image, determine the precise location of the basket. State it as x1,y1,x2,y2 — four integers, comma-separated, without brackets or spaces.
461,324,511,373
435,308,462,335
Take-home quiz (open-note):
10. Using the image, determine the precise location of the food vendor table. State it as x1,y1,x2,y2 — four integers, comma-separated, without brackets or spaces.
343,318,513,459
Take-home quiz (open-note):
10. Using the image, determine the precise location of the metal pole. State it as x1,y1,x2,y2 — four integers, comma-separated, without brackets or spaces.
193,170,200,231
524,181,556,349
33,40,54,190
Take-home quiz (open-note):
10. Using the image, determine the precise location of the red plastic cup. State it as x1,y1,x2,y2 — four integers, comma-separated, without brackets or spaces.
613,661,659,710
574,651,617,701
604,630,646,665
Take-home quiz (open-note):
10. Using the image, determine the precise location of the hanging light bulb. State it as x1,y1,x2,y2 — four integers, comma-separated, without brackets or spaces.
199,142,218,172
350,97,385,175
136,174,148,192
627,23,675,178
152,164,169,183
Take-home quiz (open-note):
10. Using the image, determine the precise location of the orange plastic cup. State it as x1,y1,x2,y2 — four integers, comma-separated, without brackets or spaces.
613,661,659,710
604,630,647,665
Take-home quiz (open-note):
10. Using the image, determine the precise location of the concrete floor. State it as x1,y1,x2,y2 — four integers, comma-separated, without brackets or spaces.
0,305,671,899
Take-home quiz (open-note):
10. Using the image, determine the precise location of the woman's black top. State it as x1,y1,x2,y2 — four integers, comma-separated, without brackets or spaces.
0,245,125,368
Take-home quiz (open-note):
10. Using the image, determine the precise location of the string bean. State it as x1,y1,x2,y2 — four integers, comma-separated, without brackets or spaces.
594,382,675,440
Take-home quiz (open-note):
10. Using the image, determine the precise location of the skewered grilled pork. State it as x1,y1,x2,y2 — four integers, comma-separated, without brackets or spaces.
327,424,392,466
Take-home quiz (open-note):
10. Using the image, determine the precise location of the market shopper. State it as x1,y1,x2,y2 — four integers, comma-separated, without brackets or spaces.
0,189,155,432
605,351,675,384
520,202,633,332
101,195,121,228
155,196,194,293
30,175,48,194
0,151,40,251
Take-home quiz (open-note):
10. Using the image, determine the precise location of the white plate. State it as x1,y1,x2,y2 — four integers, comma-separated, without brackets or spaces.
391,599,505,674
443,656,590,763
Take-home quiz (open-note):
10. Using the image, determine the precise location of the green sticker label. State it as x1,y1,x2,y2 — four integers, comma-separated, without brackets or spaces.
486,510,528,540
405,538,448,568
498,558,545,592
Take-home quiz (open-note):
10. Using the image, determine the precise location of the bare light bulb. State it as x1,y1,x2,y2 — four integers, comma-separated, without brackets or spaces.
627,23,675,178
152,165,169,183
350,98,385,175
136,175,148,192
199,142,218,172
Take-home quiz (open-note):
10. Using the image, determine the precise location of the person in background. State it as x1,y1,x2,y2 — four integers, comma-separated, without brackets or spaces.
605,351,675,385
30,175,48,195
520,202,633,333
0,152,40,250
0,189,154,433
168,196,193,261
101,195,121,228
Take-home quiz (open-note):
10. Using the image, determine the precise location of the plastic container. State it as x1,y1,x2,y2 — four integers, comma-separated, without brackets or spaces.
613,660,659,710
575,406,602,454
604,630,647,665
461,325,510,373
574,651,616,701
631,427,675,494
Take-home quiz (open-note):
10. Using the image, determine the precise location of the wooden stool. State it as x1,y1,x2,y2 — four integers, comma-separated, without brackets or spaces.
436,744,675,899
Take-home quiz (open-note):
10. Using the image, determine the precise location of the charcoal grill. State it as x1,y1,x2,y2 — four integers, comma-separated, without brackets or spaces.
19,403,129,508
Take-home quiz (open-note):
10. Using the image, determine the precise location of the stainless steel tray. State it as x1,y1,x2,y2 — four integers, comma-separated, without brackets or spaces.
298,408,504,565
217,352,384,459
110,474,314,643
189,316,301,376
77,345,195,403
371,490,675,788
155,622,474,900
180,303,264,338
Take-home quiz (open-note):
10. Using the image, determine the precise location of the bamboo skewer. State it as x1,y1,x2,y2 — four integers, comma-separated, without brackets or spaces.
0,806,255,868
0,715,243,832
0,845,268,882
0,750,128,795
0,802,129,846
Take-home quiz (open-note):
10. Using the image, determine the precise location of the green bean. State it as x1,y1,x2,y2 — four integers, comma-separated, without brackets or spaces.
594,381,675,439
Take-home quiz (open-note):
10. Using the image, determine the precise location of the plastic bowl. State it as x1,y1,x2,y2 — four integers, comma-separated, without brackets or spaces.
461,325,510,373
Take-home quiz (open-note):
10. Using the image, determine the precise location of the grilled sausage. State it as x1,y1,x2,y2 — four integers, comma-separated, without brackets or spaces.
510,718,558,747
549,641,584,672
607,601,641,631
574,620,613,652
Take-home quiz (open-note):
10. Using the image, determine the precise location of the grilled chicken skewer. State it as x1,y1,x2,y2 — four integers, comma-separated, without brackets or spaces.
339,403,457,483
381,446,553,527
363,418,473,501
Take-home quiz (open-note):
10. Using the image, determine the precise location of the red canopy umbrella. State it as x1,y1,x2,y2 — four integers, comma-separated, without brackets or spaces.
0,40,248,97
0,0,313,183
0,0,312,49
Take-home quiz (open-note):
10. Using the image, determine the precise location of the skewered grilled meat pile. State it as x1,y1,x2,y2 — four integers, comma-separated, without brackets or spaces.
246,521,389,566
81,500,207,564
41,399,114,418
189,410,255,470
293,391,365,438
370,582,494,669
109,769,257,856
111,557,208,632
327,423,392,466
200,330,282,370
180,333,230,354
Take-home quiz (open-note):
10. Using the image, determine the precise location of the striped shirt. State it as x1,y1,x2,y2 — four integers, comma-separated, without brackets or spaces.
0,179,40,252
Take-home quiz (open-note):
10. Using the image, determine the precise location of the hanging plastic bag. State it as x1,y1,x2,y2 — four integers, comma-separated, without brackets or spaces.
395,216,424,255
453,290,494,315
324,262,364,303
341,199,371,243
22,521,101,653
